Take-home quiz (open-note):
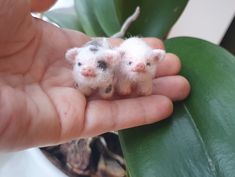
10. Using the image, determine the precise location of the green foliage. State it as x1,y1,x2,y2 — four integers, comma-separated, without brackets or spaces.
45,7,84,31
74,0,105,36
119,37,235,177
92,0,123,36
127,0,188,38
44,0,188,38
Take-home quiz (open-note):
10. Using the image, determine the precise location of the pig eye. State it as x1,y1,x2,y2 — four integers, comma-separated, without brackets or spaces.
128,61,132,65
97,60,107,71
77,62,82,66
146,62,151,66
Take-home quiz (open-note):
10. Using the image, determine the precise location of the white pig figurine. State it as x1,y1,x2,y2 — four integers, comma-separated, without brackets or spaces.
65,39,120,99
116,37,165,96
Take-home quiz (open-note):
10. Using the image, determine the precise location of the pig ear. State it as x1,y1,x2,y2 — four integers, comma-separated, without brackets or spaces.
151,49,166,62
65,48,80,64
105,50,121,66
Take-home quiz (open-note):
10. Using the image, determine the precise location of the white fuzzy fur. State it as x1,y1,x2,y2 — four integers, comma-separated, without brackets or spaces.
66,37,165,98
115,37,165,96
65,39,119,98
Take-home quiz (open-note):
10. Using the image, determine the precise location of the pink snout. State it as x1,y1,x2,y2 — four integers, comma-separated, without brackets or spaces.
132,63,146,73
81,68,96,77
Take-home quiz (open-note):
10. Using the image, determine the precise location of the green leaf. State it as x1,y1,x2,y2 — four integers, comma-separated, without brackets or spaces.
74,0,105,36
44,7,84,31
119,37,235,177
93,0,123,36
127,0,188,38
72,0,188,38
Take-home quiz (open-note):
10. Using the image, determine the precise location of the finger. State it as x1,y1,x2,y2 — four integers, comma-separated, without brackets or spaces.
30,0,57,12
82,95,173,137
108,37,164,49
156,53,181,77
142,37,164,49
153,76,191,101
108,38,124,47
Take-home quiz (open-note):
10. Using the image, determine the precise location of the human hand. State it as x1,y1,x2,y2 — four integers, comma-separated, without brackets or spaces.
0,0,190,151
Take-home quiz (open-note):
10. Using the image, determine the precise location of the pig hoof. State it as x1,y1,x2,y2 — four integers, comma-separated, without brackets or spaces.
136,90,152,96
100,93,113,99
118,90,131,96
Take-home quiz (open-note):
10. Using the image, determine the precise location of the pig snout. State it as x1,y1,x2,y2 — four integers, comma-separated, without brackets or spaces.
132,63,146,73
81,68,96,77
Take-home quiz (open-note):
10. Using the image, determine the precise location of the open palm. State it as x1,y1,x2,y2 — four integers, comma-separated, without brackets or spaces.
0,1,190,151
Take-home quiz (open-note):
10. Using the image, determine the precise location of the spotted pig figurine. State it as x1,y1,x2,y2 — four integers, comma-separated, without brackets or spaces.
65,39,120,99
116,37,165,96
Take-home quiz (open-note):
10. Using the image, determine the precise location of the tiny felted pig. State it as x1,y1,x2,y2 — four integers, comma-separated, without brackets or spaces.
65,39,120,99
115,37,165,96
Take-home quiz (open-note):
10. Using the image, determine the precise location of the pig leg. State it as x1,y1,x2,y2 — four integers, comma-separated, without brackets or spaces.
99,84,114,99
136,79,153,96
116,78,132,95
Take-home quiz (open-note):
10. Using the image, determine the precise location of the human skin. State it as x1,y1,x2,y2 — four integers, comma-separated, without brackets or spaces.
0,0,190,151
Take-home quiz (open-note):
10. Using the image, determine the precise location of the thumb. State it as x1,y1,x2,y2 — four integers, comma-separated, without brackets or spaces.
30,0,57,12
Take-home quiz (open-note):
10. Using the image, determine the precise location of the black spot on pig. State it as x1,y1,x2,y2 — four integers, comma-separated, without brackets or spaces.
89,46,99,53
97,60,107,71
105,84,112,93
86,40,103,47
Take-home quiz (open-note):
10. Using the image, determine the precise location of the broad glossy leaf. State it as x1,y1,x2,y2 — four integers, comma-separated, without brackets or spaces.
93,0,123,36
126,0,188,38
44,7,84,31
74,0,105,36
72,0,188,38
119,37,235,177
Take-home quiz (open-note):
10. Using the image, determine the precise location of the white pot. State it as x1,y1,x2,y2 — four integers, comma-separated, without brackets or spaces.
0,148,67,177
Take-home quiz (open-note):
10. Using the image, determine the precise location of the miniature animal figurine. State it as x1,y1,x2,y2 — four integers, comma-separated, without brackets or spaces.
116,37,165,96
65,39,120,99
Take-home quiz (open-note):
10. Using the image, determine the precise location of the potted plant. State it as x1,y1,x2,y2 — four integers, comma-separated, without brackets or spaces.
3,0,232,176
